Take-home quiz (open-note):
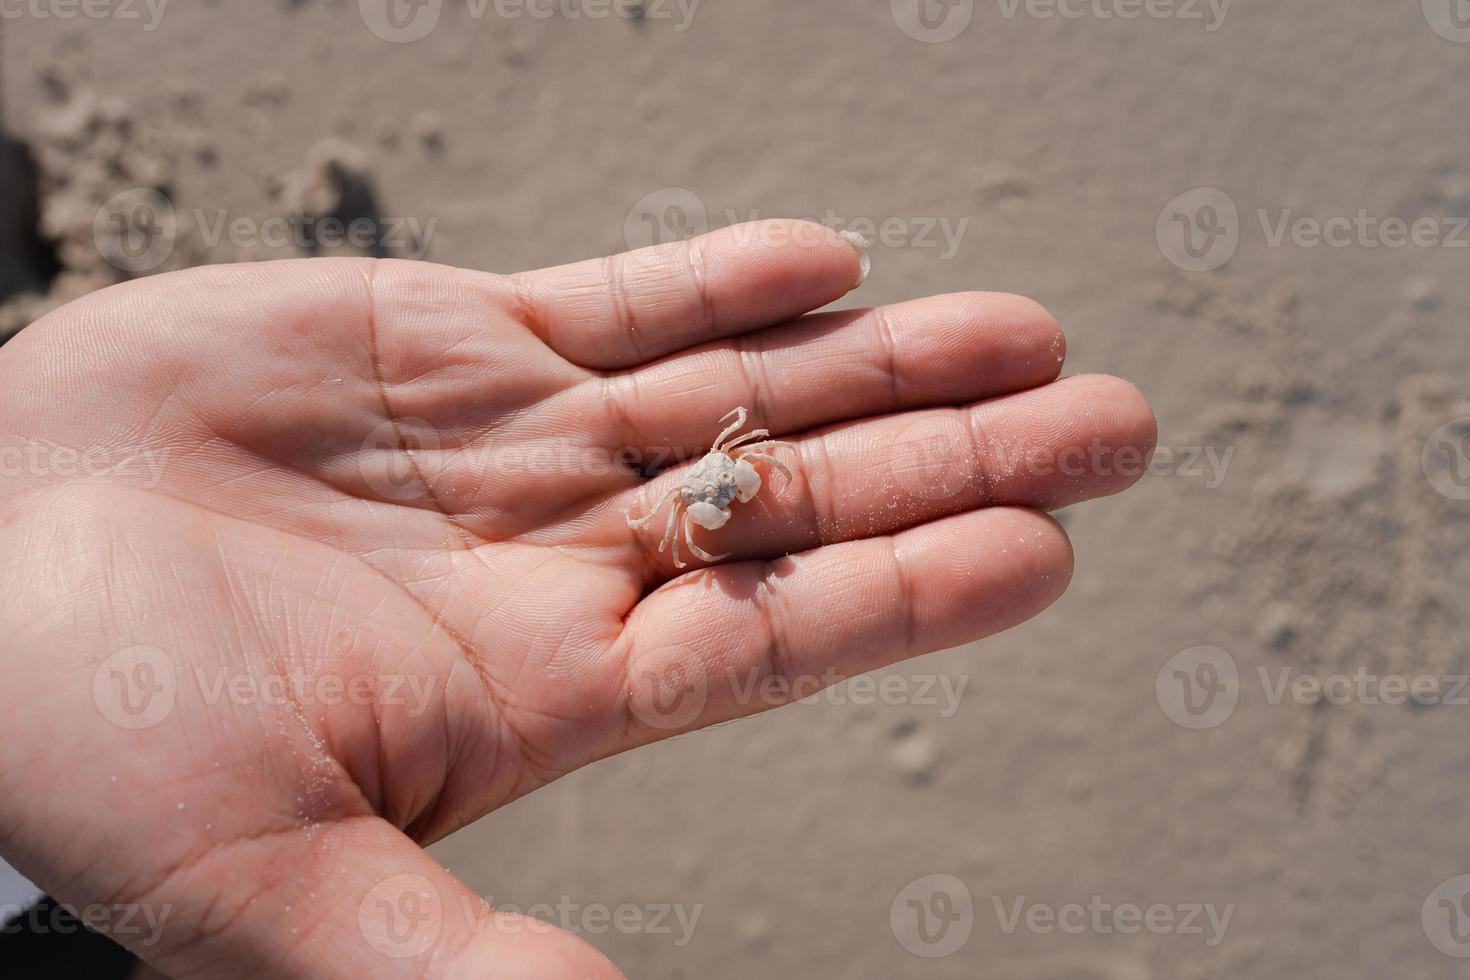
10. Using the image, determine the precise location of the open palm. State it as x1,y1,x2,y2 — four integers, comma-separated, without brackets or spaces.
0,220,1154,978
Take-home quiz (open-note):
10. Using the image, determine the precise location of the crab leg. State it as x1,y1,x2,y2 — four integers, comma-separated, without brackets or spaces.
733,437,792,448
670,503,685,569
712,406,748,451
737,450,794,489
684,510,732,564
720,428,771,453
658,498,680,552
627,485,679,529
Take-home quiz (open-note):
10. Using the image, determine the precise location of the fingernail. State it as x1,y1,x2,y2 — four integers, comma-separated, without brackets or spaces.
838,230,872,287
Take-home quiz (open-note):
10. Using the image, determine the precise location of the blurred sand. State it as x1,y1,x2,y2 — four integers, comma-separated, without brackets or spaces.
4,2,1470,977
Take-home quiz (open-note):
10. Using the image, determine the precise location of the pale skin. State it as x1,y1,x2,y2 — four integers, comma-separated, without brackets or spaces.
0,220,1155,978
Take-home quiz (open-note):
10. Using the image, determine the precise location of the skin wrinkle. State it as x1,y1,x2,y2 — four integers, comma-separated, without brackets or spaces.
127,817,375,974
731,333,774,428
682,235,719,341
749,558,796,691
506,271,554,351
606,252,643,365
115,480,542,823
354,262,566,797
883,535,921,661
358,262,469,537
868,304,904,412
792,430,842,548
598,373,645,472
956,403,1003,507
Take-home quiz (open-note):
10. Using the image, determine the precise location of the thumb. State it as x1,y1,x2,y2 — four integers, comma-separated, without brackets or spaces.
127,815,623,979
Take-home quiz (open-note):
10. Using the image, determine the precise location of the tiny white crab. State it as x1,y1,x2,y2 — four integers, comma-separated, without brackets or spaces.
626,407,795,569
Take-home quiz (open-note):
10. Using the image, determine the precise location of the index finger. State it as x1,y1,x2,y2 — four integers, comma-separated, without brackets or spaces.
508,219,869,369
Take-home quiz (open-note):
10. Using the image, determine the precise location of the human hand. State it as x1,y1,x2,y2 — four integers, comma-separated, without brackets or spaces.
0,220,1154,977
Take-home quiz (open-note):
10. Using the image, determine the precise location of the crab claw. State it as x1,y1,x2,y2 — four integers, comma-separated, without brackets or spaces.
686,501,731,531
733,458,762,503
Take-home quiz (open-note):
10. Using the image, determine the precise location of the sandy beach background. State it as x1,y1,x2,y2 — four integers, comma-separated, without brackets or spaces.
3,2,1470,976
